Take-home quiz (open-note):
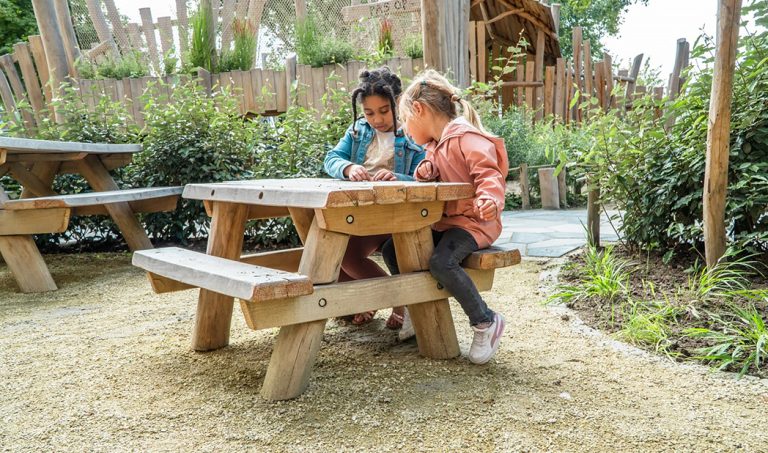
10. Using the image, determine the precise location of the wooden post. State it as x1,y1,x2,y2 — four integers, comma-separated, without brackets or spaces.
519,163,530,210
31,0,71,120
140,8,161,73
557,166,567,207
587,175,600,247
572,27,583,122
103,0,131,53
176,0,189,57
86,0,119,58
421,0,470,87
665,38,690,129
704,0,742,267
53,0,82,74
538,167,560,209
551,3,561,37
295,0,307,19
534,30,545,120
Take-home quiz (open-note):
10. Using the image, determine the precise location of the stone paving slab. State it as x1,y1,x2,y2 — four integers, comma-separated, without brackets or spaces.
495,209,622,258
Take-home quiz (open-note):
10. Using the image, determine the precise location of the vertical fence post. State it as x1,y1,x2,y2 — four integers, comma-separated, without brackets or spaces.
587,175,600,248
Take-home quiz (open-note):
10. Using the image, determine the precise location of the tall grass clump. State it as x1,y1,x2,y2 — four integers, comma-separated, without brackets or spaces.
189,3,216,72
219,18,257,72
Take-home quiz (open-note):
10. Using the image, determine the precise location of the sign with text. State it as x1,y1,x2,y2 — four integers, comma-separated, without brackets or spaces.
342,0,421,22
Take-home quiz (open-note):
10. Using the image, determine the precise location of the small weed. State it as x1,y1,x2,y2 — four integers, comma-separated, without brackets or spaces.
548,244,633,304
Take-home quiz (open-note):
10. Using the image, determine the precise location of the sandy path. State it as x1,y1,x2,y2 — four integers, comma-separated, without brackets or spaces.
1,254,766,452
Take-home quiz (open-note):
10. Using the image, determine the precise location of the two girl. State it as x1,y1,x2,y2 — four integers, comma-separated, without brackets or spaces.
326,68,509,365
324,67,424,328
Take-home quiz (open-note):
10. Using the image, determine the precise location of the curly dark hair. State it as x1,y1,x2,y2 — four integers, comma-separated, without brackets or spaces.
351,66,402,135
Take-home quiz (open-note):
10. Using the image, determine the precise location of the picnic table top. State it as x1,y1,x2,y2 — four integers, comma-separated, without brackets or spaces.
183,178,475,209
0,137,142,155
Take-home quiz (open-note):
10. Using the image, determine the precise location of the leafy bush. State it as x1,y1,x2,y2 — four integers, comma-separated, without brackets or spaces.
377,19,394,60
129,80,253,242
573,3,768,255
482,106,545,169
31,83,141,249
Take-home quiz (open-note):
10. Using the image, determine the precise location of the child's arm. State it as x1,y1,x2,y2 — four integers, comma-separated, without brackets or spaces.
463,136,505,219
324,125,356,179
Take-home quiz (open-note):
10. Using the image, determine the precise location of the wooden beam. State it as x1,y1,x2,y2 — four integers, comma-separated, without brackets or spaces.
241,269,495,331
704,0,742,267
53,0,82,74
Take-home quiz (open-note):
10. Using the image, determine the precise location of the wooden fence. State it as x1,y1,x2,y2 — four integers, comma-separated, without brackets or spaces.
1,25,692,132
469,24,691,124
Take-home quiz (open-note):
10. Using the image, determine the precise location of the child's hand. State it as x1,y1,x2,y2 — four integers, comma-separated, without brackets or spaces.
372,169,397,181
474,198,498,221
416,161,434,180
344,164,370,181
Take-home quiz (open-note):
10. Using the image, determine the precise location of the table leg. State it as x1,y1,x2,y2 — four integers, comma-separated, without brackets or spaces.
0,235,57,292
77,155,152,251
260,216,349,400
18,161,59,198
392,227,460,359
192,202,249,351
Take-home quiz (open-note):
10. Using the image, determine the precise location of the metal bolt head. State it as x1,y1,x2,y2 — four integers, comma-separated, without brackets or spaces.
318,298,327,307
346,215,354,224
421,208,428,217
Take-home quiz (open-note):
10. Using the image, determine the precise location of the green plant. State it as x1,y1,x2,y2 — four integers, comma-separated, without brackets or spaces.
684,251,760,301
685,302,768,377
219,18,257,72
616,296,681,355
377,18,394,59
483,106,545,169
295,14,354,67
404,34,423,59
549,244,633,305
574,3,768,255
95,51,149,79
162,49,179,76
130,80,252,242
504,192,521,210
189,3,216,72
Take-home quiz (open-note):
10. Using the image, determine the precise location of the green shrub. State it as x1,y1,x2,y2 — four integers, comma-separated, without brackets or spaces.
482,106,545,169
578,27,768,254
377,19,394,60
129,80,252,242
32,83,141,249
74,51,149,80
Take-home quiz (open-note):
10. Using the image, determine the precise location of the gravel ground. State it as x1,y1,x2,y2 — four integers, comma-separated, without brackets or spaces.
1,253,767,452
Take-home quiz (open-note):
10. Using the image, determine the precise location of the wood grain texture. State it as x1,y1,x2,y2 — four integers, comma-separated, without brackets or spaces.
133,247,313,301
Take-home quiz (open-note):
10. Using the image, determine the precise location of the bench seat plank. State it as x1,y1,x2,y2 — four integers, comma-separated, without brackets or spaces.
133,247,314,302
1,187,182,210
462,244,522,270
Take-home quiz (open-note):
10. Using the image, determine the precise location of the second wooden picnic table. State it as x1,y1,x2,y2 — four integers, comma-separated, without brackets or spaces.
134,178,521,400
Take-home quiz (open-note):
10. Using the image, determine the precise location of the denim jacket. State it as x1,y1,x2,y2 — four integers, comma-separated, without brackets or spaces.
324,118,425,181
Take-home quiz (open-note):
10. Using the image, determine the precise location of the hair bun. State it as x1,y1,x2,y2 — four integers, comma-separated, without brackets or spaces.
359,70,371,80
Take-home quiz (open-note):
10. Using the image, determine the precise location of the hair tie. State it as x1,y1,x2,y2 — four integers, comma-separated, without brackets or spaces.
451,94,461,102
420,80,427,87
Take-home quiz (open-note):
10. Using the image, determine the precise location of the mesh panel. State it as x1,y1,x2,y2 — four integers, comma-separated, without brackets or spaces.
66,0,423,69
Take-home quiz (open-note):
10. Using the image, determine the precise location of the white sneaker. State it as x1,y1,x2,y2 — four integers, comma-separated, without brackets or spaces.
469,313,506,364
398,308,415,341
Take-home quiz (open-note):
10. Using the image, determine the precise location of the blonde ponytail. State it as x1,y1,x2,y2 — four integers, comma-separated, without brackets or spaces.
399,69,494,136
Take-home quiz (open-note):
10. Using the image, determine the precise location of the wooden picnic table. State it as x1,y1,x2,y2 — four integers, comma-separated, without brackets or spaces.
0,137,181,292
133,178,521,400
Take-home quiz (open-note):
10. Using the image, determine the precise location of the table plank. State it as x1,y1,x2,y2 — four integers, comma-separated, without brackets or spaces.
183,179,473,208
0,137,141,154
2,187,183,210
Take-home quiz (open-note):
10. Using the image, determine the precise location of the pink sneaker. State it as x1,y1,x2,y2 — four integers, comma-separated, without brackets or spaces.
469,313,505,364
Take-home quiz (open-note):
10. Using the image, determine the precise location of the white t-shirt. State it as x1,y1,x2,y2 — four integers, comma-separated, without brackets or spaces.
362,130,395,175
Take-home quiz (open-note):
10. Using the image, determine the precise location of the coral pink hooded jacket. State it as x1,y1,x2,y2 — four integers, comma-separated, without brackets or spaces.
416,117,509,248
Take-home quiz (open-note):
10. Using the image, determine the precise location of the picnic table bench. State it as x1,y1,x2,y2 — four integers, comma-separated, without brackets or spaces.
132,178,521,400
0,137,182,292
